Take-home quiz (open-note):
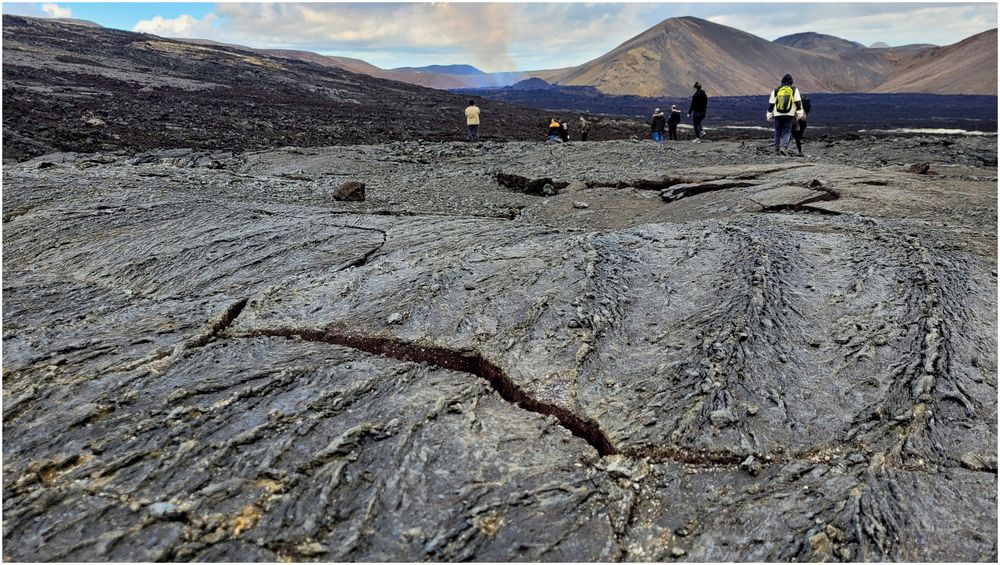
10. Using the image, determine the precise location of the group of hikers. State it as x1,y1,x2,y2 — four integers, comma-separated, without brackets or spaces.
647,82,707,143
546,116,593,142
649,105,681,141
464,74,811,156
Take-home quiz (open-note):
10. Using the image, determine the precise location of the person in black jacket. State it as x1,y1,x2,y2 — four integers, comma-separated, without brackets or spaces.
791,96,810,156
650,108,666,142
688,82,708,142
667,104,681,140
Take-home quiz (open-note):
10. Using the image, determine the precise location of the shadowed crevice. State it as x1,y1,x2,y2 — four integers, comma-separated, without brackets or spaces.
247,327,620,457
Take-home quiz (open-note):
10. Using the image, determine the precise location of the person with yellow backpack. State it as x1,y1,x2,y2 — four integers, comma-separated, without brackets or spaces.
766,74,804,156
547,118,562,142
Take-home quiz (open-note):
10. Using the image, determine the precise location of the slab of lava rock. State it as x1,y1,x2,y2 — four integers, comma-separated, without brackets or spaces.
3,138,997,561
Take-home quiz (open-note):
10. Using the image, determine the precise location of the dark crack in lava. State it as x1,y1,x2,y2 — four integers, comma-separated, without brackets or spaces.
250,327,620,457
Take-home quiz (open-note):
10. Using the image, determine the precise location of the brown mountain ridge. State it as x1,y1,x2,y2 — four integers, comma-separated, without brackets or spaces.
541,17,997,96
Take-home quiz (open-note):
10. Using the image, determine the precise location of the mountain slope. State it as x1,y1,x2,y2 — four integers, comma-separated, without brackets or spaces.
256,49,471,89
546,16,995,97
1,15,633,159
773,32,865,53
548,17,894,96
875,28,998,95
392,64,485,75
178,39,473,89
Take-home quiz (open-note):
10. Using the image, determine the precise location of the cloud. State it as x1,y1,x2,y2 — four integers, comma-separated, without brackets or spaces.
202,2,652,71
705,3,997,46
41,3,71,18
132,13,218,39
210,3,520,71
503,3,648,68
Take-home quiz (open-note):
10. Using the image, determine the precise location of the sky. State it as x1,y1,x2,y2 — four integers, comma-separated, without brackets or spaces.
3,2,997,72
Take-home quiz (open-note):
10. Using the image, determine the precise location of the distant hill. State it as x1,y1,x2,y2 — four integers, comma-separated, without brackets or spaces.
256,49,473,89
49,17,102,28
773,32,865,53
507,78,552,90
179,41,515,89
545,17,895,96
870,42,891,49
392,64,485,75
178,40,475,89
541,16,996,96
876,28,998,95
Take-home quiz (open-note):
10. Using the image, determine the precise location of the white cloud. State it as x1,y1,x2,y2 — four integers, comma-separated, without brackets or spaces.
132,13,218,39
212,3,520,71
706,4,996,46
201,3,651,71
41,3,71,19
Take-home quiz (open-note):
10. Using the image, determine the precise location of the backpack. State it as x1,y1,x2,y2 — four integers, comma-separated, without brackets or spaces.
775,85,795,113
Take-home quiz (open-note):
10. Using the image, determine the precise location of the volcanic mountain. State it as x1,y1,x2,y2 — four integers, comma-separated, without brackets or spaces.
875,28,999,95
540,16,997,96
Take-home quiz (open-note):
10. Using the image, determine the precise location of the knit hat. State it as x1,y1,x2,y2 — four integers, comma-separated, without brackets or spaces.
781,74,794,85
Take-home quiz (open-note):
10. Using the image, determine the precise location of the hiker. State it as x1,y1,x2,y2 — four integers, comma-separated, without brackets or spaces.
688,82,708,142
465,100,480,142
548,118,562,141
766,74,804,155
667,105,681,140
791,95,811,156
579,116,592,141
560,119,570,142
650,108,666,142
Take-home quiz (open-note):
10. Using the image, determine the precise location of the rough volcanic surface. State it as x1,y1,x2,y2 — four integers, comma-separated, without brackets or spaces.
3,135,998,562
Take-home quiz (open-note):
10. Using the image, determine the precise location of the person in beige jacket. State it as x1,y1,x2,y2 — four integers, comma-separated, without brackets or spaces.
465,100,481,142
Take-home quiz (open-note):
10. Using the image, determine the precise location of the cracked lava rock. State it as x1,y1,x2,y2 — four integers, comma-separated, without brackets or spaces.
2,137,997,561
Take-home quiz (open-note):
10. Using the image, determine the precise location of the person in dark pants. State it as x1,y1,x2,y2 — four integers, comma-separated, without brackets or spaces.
667,104,681,140
791,96,810,156
767,74,804,155
688,82,708,142
579,116,592,141
464,100,480,142
650,108,666,142
547,118,562,141
560,119,569,142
